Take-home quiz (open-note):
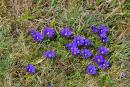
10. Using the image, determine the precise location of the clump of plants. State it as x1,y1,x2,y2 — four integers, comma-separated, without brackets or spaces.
26,25,110,75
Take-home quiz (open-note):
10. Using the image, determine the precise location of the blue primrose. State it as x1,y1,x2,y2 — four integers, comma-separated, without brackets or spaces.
43,50,56,59
60,27,72,37
65,42,77,50
80,49,92,58
72,36,84,46
101,37,108,43
28,28,36,35
98,25,108,38
98,25,108,33
86,64,97,75
48,83,52,87
98,46,108,55
43,27,55,38
91,25,98,33
70,47,80,56
28,29,43,42
98,60,110,69
84,39,91,47
26,64,35,74
94,55,105,65
98,32,107,38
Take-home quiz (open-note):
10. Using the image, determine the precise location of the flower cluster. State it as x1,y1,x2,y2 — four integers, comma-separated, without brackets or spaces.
85,25,110,75
27,25,110,76
28,27,55,42
63,25,110,75
93,55,109,69
65,35,92,58
91,25,109,43
28,29,43,42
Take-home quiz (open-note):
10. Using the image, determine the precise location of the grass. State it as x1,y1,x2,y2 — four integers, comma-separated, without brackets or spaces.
0,0,130,87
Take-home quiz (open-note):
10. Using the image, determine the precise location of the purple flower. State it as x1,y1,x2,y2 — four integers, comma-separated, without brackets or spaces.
28,29,43,42
98,60,110,69
34,32,44,42
26,64,35,74
60,27,72,37
65,42,77,50
98,46,108,55
98,32,107,38
84,39,91,46
72,36,84,46
28,28,37,35
70,47,80,55
98,25,108,33
80,49,92,58
94,55,105,64
91,25,98,33
86,64,97,75
101,37,108,43
43,27,55,38
98,25,108,38
48,83,52,87
43,50,56,59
